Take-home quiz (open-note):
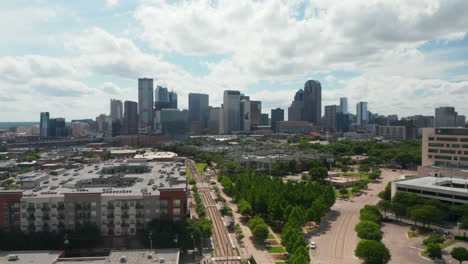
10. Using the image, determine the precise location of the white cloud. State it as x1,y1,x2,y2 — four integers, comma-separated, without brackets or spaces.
106,0,119,8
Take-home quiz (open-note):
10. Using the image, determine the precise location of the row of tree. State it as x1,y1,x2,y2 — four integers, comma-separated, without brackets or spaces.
355,205,391,264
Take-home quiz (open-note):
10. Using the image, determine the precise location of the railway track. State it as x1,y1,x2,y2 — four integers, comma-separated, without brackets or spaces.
187,160,241,264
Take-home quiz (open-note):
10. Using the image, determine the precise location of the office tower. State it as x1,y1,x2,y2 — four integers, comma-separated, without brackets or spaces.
138,78,154,132
324,105,338,131
110,99,123,121
40,112,50,139
406,115,434,128
169,91,178,109
435,107,457,128
250,101,262,128
155,86,169,102
336,112,351,132
288,89,304,121
303,80,322,125
223,90,241,133
271,108,284,133
123,101,138,135
71,122,90,137
188,93,209,133
48,118,57,138
387,115,399,125
261,113,269,126
208,107,222,134
240,99,251,131
54,118,66,137
159,109,189,135
356,102,368,128
96,114,107,133
457,115,466,127
339,97,348,113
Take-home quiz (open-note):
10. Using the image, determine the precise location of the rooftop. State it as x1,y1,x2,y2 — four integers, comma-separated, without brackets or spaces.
0,251,62,264
396,176,468,195
20,160,187,199
107,249,180,264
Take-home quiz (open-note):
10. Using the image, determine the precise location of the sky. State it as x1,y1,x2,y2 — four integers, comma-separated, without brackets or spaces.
0,0,468,121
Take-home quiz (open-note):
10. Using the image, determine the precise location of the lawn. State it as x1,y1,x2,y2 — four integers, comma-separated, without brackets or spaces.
407,231,419,238
341,172,369,179
267,233,275,239
196,163,208,176
405,175,417,179
268,246,286,253
441,239,460,248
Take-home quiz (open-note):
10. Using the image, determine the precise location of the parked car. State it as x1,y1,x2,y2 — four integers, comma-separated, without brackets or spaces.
309,241,316,249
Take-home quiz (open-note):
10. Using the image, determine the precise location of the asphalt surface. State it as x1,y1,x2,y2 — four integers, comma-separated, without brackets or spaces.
309,169,406,264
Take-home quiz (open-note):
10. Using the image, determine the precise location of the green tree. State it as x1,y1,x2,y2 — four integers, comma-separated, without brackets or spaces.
377,200,392,218
238,199,253,216
378,182,391,201
426,243,442,259
451,247,468,264
423,236,445,246
355,239,391,264
252,223,269,240
355,221,383,241
309,167,328,182
289,159,298,174
272,161,287,176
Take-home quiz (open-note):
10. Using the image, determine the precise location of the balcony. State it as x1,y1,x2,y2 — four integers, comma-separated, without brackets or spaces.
41,207,50,212
107,205,115,210
27,215,35,221
107,214,115,218
27,207,35,212
57,205,65,210
122,214,130,219
135,204,144,209
121,205,129,210
121,223,129,228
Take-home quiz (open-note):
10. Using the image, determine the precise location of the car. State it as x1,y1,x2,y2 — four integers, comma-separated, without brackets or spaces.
309,242,316,249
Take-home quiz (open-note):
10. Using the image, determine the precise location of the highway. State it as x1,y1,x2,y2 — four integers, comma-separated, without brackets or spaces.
187,159,241,264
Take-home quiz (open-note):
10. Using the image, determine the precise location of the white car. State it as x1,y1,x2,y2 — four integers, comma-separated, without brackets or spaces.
309,242,316,249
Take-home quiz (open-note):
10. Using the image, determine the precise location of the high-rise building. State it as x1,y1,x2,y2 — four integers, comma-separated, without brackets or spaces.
155,86,169,102
71,122,90,137
324,105,338,131
138,78,154,132
169,91,178,109
250,101,262,128
240,99,251,131
303,80,322,125
208,107,222,134
110,99,123,121
40,112,49,139
160,109,189,135
339,97,348,113
457,115,466,127
271,108,284,133
356,102,368,128
223,90,241,133
188,93,209,133
288,89,305,121
435,107,457,128
96,114,107,133
123,101,138,135
261,113,269,126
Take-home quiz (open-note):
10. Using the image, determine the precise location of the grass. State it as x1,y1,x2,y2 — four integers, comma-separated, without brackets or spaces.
405,175,417,179
267,233,275,239
341,172,369,179
196,162,208,176
186,168,195,184
407,231,419,238
268,246,286,253
441,239,460,249
275,262,286,264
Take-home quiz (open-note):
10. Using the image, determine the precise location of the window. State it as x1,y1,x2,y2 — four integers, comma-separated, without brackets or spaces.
429,143,444,147
440,149,456,154
160,200,168,207
428,155,433,159
460,157,468,161
429,137,435,141
116,202,120,207
463,145,468,149
130,201,135,206
437,137,458,142
437,192,452,198
173,208,181,216
453,144,461,148
460,138,468,142
434,155,452,160
91,202,97,206
428,149,438,153
173,200,181,207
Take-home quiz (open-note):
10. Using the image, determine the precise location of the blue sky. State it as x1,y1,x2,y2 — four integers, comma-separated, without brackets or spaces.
0,0,467,121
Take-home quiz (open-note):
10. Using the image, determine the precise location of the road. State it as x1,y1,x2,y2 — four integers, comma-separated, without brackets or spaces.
309,169,407,264
187,159,241,264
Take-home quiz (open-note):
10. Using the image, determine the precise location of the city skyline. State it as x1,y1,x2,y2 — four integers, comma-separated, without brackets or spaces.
1,1,468,121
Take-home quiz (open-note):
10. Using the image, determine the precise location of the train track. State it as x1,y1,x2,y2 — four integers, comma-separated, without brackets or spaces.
187,160,241,264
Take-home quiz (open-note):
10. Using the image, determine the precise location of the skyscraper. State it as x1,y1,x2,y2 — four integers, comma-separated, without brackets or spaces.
40,112,49,139
303,80,322,125
223,90,241,133
110,99,123,121
457,115,466,127
54,118,66,137
324,105,338,131
271,108,284,133
123,101,138,135
435,107,457,127
138,78,154,132
288,89,304,121
155,86,169,102
339,97,348,113
261,113,269,126
250,101,262,128
169,91,178,109
188,93,209,133
240,99,251,131
356,102,368,128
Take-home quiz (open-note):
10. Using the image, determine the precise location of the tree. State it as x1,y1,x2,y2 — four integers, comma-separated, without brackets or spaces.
423,236,445,246
426,243,442,259
390,201,406,221
252,223,269,240
359,164,371,173
355,221,383,241
289,159,298,174
377,200,392,218
451,247,468,264
378,182,391,201
272,161,287,176
238,199,252,216
355,239,391,264
360,205,382,224
309,167,328,182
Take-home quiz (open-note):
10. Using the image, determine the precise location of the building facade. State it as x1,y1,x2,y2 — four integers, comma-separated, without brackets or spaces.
422,128,468,170
271,108,284,133
356,102,368,128
303,80,322,125
138,78,154,133
435,107,457,128
324,105,338,132
339,97,348,113
223,90,241,133
188,93,209,133
378,126,407,141
40,112,50,139
123,101,138,135
288,89,305,121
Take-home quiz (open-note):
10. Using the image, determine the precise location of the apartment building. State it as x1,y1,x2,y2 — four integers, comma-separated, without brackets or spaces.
1,160,187,237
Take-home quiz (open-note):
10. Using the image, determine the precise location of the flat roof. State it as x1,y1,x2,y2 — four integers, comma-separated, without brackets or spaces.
0,250,62,264
107,249,179,264
396,176,468,195
134,152,177,160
